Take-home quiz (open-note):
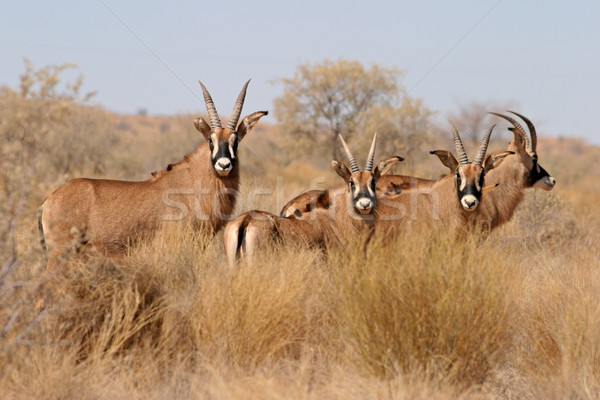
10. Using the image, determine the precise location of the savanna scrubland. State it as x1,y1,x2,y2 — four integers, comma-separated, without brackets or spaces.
1,62,600,399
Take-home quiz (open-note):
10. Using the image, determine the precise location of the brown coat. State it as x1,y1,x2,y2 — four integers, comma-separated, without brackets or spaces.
39,81,267,272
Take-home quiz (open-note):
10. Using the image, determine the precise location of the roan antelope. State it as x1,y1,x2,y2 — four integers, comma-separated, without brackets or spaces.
375,122,512,234
39,81,267,272
224,133,402,266
465,111,556,230
280,142,429,218
281,113,555,235
279,175,432,218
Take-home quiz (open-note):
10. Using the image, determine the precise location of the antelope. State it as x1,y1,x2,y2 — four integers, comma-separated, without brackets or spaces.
282,113,555,235
224,133,402,266
280,143,430,218
39,80,267,272
279,175,432,218
375,122,513,234
464,111,556,230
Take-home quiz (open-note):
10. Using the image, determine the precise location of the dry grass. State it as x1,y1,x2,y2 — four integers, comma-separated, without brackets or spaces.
330,232,517,388
3,210,600,399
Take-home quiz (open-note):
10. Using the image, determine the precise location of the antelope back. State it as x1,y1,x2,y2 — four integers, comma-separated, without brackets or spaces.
280,190,329,218
193,80,267,176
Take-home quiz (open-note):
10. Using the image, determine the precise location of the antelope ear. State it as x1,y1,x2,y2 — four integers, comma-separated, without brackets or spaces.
331,160,352,182
430,150,459,172
483,151,514,172
237,111,268,140
481,183,499,199
373,156,404,180
508,127,527,153
194,117,213,140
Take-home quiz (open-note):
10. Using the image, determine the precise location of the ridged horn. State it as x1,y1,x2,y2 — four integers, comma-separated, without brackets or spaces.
449,121,469,165
489,112,530,151
508,110,537,152
338,134,359,173
198,81,222,129
226,79,250,131
365,132,378,172
473,124,495,166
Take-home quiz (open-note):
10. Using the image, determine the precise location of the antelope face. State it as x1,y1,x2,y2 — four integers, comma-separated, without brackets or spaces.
333,132,403,216
455,164,485,211
508,142,556,191
348,172,377,214
194,80,268,178
526,153,555,191
331,164,378,215
492,111,556,191
207,128,238,176
432,122,512,212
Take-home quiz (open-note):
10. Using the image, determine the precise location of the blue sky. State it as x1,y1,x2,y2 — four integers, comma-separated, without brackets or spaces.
2,1,599,143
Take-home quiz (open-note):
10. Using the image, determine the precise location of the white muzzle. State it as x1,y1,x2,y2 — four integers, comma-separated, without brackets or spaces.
460,194,479,211
214,157,232,176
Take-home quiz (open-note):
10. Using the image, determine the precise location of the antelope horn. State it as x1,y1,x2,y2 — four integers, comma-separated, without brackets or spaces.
365,132,378,172
198,81,222,129
508,110,537,152
449,121,469,165
338,134,359,173
473,124,495,166
489,112,530,151
226,79,250,131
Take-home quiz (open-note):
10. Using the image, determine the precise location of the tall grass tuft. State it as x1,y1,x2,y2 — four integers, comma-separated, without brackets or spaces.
509,237,600,398
331,230,517,387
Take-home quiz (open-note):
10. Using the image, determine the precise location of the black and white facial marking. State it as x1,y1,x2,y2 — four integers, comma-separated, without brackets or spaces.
455,164,484,211
349,172,377,215
488,112,556,192
208,130,238,176
527,155,556,190
333,133,401,217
